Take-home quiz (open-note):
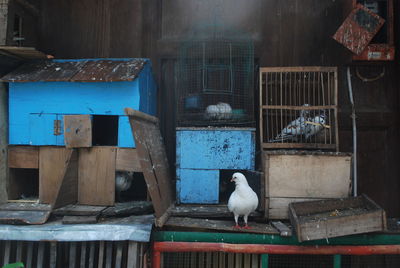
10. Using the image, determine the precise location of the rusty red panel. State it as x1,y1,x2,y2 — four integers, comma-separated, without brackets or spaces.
352,44,395,61
333,4,385,55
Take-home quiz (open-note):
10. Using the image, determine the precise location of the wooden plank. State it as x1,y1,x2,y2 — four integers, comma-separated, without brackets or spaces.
0,202,51,211
271,221,292,236
125,108,173,227
0,210,50,224
267,154,351,198
8,146,39,169
16,241,23,263
171,205,261,218
116,148,141,172
126,242,138,268
78,147,116,206
50,242,57,268
39,147,74,204
235,253,242,268
115,242,123,268
80,241,87,268
62,215,99,224
165,217,279,234
227,253,234,268
53,204,106,216
251,254,258,268
268,197,326,219
262,105,336,110
63,115,92,148
262,143,337,150
101,201,153,217
244,254,251,268
69,242,77,268
53,149,79,208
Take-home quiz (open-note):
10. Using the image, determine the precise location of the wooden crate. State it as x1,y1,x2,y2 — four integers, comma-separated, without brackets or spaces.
259,67,338,151
289,195,387,242
264,151,352,219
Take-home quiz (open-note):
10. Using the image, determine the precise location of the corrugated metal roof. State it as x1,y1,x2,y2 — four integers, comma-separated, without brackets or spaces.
0,58,147,82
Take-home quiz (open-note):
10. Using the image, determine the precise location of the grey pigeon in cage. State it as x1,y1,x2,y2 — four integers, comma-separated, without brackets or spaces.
228,172,258,229
305,112,327,139
272,104,310,142
115,171,134,201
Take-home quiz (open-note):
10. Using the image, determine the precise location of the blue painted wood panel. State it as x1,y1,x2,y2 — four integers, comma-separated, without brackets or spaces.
176,168,219,204
176,129,255,170
28,113,65,145
139,63,157,115
118,116,135,148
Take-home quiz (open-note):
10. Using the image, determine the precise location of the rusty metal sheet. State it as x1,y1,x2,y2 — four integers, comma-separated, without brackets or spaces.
71,59,146,82
0,60,86,82
0,59,146,82
333,4,385,55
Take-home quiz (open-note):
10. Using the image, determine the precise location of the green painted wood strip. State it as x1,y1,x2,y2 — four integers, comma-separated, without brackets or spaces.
333,254,341,268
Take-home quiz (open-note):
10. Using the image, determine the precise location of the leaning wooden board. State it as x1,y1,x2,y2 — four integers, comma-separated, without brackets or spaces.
289,194,386,242
125,108,173,227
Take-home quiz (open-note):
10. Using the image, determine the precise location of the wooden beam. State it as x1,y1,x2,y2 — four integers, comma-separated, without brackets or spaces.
0,83,7,202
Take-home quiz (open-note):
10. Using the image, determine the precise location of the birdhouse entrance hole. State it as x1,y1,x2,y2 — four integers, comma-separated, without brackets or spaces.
115,172,148,203
92,115,119,146
8,168,39,201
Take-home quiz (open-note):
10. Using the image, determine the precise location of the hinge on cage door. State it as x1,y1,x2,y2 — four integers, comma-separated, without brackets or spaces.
54,120,62,135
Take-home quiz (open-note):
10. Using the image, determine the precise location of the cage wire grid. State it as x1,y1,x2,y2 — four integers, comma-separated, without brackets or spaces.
259,67,338,151
161,252,400,268
176,26,255,127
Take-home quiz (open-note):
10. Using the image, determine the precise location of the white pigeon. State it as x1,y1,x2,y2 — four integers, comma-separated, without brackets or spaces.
305,113,327,139
228,172,259,229
273,104,310,142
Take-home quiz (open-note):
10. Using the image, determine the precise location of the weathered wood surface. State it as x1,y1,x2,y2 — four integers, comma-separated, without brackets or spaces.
166,217,279,235
0,202,51,211
62,215,99,224
8,146,39,169
116,148,142,172
102,201,153,217
0,210,50,224
53,150,79,209
172,205,262,218
125,108,173,227
39,147,75,204
289,195,387,242
63,115,92,148
268,197,327,220
78,147,116,206
53,204,106,216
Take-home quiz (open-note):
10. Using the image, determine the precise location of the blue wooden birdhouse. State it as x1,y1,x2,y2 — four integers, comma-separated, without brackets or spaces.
2,58,157,148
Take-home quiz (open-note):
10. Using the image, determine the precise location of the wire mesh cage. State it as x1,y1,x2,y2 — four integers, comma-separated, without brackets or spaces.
176,28,254,126
259,67,339,151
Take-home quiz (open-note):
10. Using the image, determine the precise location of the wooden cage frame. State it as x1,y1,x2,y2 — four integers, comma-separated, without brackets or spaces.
259,66,339,151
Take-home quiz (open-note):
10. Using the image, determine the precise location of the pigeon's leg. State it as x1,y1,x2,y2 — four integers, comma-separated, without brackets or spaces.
233,214,241,229
242,214,252,229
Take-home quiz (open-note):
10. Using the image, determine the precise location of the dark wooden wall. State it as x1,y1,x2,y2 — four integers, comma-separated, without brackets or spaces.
38,0,400,216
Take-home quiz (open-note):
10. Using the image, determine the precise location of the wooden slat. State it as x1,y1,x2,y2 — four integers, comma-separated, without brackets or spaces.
88,242,95,268
98,241,105,268
126,242,138,268
50,242,57,268
80,241,87,268
268,197,326,219
3,240,11,265
271,221,292,236
39,147,74,204
0,202,51,211
37,242,45,268
116,148,142,172
227,253,234,268
53,204,106,216
115,242,123,268
262,105,336,110
0,210,50,224
125,108,173,227
105,242,113,268
78,147,116,206
262,143,337,149
8,146,39,169
69,242,77,268
62,215,98,224
251,254,259,268
26,242,33,268
63,115,92,148
235,253,242,268
16,241,23,263
244,254,251,268
171,205,261,218
101,201,153,217
166,217,279,234
260,66,337,72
